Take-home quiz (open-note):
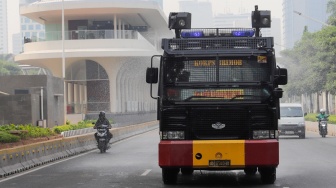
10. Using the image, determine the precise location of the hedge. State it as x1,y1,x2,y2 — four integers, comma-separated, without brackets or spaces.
305,113,336,124
0,119,99,143
0,131,20,143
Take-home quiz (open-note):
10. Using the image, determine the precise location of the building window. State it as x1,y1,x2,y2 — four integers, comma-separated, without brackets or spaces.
28,25,34,30
35,24,41,30
24,18,30,23
25,32,31,38
22,25,27,30
39,31,45,39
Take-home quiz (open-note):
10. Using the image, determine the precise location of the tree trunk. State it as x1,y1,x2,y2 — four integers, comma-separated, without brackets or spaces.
316,92,320,113
326,91,329,114
309,93,313,113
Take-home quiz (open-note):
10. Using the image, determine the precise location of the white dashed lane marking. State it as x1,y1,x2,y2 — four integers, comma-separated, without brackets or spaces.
141,169,152,176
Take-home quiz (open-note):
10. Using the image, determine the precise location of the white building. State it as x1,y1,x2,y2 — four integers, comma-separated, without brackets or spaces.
12,33,23,55
15,0,173,119
0,0,8,54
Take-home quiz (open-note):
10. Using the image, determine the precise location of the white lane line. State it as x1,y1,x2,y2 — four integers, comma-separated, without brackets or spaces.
141,169,152,176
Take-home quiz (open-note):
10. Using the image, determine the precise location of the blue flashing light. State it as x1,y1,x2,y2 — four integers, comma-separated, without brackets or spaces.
232,30,255,37
181,31,204,38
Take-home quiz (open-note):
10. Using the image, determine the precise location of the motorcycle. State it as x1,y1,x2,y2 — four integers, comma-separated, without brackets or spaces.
94,124,111,153
318,118,329,138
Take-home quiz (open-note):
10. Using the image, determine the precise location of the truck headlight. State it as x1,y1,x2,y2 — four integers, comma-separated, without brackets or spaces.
160,131,185,140
253,130,277,139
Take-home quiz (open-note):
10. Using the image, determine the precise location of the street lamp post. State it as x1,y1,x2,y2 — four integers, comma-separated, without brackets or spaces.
62,0,66,124
293,10,330,27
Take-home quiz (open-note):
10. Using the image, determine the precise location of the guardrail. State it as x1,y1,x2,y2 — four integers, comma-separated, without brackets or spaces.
0,121,158,178
60,124,118,137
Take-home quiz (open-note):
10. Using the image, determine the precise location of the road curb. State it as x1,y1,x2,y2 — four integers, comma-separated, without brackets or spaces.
0,121,158,178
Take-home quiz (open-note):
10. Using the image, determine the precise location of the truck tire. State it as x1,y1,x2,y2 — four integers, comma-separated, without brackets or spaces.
259,167,276,184
162,168,179,184
181,168,194,175
244,167,257,175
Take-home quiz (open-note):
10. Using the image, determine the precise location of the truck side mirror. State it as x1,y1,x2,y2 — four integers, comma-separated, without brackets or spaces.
146,67,158,84
276,68,287,85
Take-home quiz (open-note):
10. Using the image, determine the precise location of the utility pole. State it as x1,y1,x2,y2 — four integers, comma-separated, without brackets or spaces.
293,10,330,27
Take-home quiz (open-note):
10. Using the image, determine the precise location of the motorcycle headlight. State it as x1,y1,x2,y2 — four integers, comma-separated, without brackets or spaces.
253,130,277,139
160,131,185,140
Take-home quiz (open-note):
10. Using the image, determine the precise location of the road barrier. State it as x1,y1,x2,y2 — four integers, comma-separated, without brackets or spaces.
61,124,118,137
0,121,158,178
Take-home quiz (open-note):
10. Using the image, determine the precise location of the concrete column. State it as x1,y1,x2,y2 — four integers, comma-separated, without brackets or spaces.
122,22,125,39
67,83,73,104
114,15,117,39
74,83,79,113
94,57,123,113
67,83,73,114
118,18,122,39
122,76,127,112
83,85,87,113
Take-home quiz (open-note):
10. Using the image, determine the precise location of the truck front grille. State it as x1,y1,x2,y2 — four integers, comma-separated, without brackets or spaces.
161,105,274,140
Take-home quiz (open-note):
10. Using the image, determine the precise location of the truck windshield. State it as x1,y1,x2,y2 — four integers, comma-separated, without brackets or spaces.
163,56,272,102
280,107,303,117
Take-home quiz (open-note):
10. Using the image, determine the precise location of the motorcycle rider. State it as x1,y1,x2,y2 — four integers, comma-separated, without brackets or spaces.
94,111,113,144
316,109,329,133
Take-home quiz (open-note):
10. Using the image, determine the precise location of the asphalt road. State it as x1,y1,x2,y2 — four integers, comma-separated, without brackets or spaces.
1,128,336,188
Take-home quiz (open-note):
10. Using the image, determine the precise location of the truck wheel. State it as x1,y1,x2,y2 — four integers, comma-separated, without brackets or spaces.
181,168,194,175
259,167,276,184
244,167,257,175
162,168,179,184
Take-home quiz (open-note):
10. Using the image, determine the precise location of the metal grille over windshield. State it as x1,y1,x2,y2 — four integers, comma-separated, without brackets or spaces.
164,57,271,83
163,57,272,102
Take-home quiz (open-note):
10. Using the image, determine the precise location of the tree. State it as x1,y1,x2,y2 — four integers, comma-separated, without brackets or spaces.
327,0,336,25
0,60,22,76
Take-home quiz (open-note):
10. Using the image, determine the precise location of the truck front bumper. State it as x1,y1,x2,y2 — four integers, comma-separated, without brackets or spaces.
159,140,279,169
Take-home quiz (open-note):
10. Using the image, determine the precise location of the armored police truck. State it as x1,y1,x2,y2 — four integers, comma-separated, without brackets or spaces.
146,6,287,185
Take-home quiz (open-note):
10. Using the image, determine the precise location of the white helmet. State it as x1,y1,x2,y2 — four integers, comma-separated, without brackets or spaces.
320,109,325,113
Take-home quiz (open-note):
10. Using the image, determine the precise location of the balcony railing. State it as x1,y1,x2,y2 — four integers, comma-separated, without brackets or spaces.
25,30,140,43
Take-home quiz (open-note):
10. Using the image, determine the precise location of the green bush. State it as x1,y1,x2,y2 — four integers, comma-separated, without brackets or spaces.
17,125,55,138
0,131,20,143
0,119,105,143
52,120,95,134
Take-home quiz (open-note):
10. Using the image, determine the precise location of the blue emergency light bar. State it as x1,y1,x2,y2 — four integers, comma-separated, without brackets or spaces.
181,31,204,38
180,29,255,38
231,30,255,37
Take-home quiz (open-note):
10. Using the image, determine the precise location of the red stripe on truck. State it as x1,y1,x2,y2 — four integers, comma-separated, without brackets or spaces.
245,139,279,166
159,140,193,167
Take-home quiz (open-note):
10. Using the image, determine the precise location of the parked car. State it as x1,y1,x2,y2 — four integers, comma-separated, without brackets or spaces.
279,103,307,139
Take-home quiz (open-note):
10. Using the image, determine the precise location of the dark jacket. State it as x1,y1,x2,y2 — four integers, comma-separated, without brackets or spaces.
94,117,112,129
